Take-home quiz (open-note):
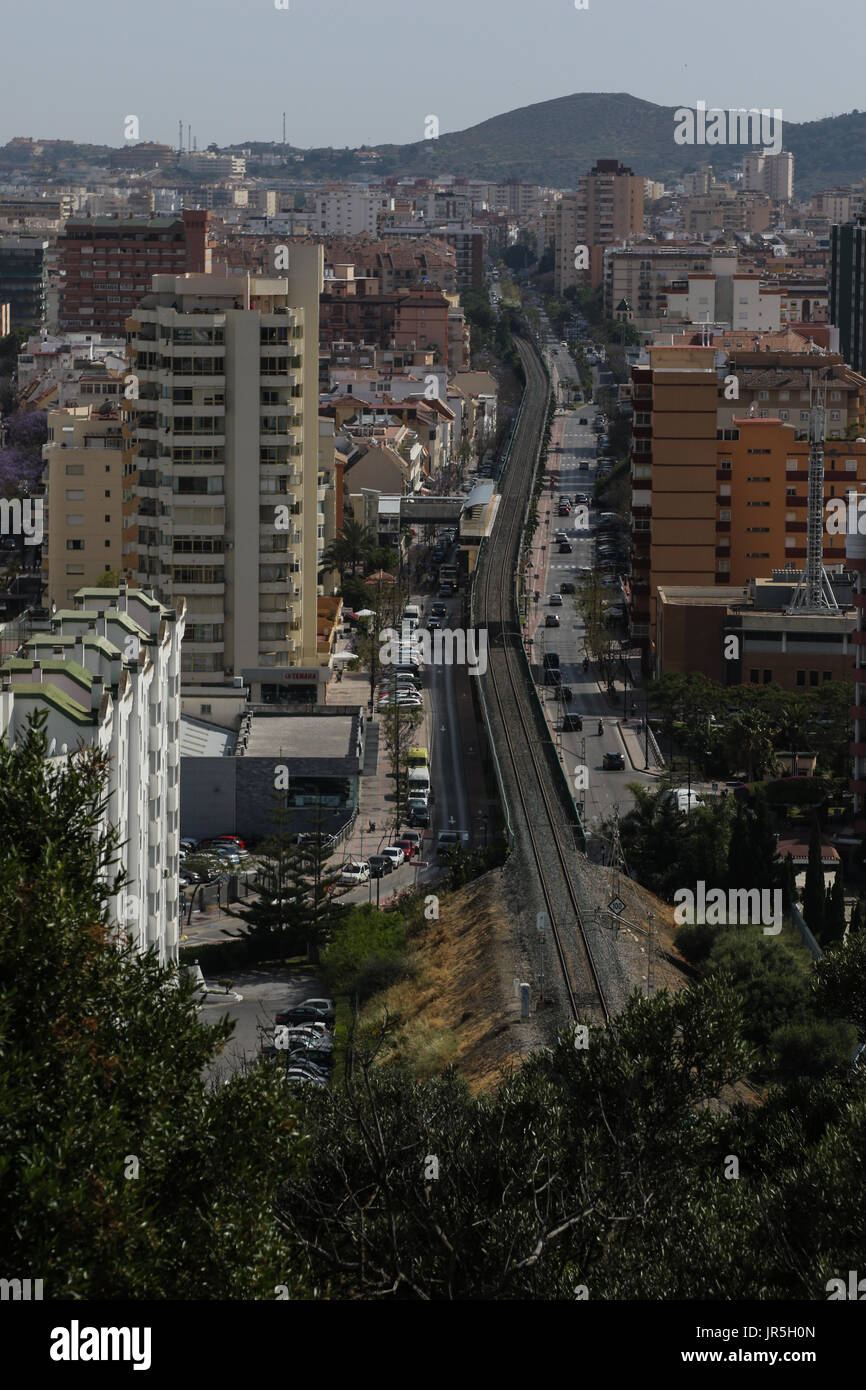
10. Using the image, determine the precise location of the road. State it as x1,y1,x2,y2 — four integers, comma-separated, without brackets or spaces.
528,391,655,839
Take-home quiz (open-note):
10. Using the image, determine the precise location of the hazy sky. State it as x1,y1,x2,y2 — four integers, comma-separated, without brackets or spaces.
0,0,861,150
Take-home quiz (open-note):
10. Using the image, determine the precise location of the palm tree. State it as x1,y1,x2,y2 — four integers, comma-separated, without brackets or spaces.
319,520,375,588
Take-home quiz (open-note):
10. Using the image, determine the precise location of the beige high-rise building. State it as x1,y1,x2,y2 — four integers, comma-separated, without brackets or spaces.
42,405,126,606
554,160,644,294
123,249,328,703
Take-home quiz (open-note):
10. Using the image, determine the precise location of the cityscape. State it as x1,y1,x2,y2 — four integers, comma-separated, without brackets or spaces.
1,0,865,1352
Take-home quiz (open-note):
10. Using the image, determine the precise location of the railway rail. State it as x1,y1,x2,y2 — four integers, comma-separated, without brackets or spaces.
475,336,611,1026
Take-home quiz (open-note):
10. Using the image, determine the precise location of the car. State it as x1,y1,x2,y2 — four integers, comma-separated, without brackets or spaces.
380,845,405,869
560,581,576,595
558,508,572,518
430,601,448,617
549,593,563,605
367,854,395,878
408,802,430,828
179,838,198,853
436,831,461,858
575,494,589,505
558,542,573,554
284,1067,329,1090
438,584,455,598
275,1002,335,1028
394,837,418,860
562,713,583,731
274,1023,330,1047
286,1049,333,1076
579,417,588,424
427,616,443,631
554,530,568,542
545,614,560,628
340,861,371,885
602,751,626,771
399,829,423,848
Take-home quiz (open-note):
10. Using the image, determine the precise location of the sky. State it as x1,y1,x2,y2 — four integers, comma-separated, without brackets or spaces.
0,0,862,151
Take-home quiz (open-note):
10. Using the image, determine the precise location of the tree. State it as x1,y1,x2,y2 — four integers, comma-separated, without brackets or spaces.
0,711,301,1298
237,795,308,956
822,872,847,947
802,818,826,939
380,704,423,831
94,568,121,587
727,792,780,893
780,852,797,912
814,930,866,1040
769,1019,857,1081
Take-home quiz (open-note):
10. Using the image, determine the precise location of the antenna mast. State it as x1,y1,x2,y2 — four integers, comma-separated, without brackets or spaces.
787,375,839,613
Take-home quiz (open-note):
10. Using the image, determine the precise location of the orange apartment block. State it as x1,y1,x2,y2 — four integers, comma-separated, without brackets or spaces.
628,343,866,663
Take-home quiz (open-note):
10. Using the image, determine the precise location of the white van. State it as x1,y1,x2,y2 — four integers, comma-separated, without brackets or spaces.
407,767,430,796
403,604,421,631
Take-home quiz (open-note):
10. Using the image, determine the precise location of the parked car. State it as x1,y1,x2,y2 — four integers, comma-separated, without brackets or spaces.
379,845,405,869
340,861,370,885
368,854,395,878
408,801,430,828
400,829,423,848
545,614,560,628
284,1067,328,1090
602,751,626,771
275,1000,335,1028
394,837,418,860
560,581,576,594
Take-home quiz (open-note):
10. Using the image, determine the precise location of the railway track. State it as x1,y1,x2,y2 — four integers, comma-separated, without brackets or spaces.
476,336,611,1026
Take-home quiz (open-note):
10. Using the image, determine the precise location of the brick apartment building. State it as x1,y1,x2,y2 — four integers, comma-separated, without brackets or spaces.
57,211,211,334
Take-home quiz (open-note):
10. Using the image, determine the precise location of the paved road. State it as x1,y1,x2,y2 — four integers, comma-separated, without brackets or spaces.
528,400,655,837
201,965,325,1078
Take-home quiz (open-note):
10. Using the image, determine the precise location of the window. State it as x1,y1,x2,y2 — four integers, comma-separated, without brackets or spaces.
65,490,84,501
65,464,84,475
786,486,797,496
105,539,111,547
65,564,84,575
763,670,772,684
810,671,819,687
105,490,110,498
779,410,788,420
200,704,212,715
747,476,770,482
823,671,832,682
719,509,731,521
104,514,111,522
66,515,84,525
66,539,84,550
796,670,805,687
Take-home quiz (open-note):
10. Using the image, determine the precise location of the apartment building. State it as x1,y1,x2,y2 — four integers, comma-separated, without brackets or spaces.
604,246,738,328
830,218,866,374
312,187,395,237
629,344,866,659
716,351,866,436
124,252,327,704
666,272,783,332
0,583,184,963
109,143,176,170
742,150,795,202
845,507,866,817
0,236,48,328
682,189,773,237
554,160,644,293
57,211,211,335
42,406,126,606
178,152,246,179
319,280,452,364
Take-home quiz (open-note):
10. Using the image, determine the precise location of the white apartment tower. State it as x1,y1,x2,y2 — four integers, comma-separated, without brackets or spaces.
124,250,327,703
0,584,185,963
